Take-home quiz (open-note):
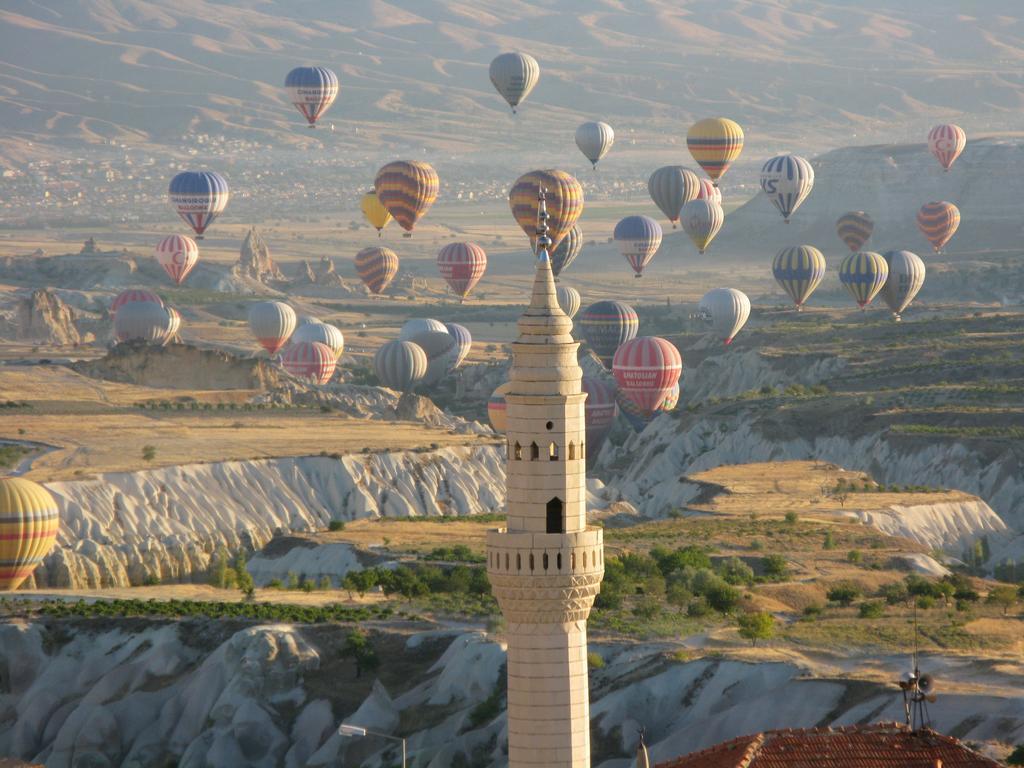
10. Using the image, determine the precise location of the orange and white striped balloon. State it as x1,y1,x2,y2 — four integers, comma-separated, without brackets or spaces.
927,124,966,172
437,242,487,300
154,234,199,285
281,341,336,385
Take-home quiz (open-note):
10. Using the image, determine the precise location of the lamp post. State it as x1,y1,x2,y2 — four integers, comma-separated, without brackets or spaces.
338,724,406,768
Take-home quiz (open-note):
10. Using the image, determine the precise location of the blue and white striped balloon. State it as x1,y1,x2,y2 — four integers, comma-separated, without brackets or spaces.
760,155,814,223
613,215,663,278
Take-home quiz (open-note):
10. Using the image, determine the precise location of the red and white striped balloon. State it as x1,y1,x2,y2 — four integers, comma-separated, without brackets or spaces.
437,242,487,301
927,124,966,172
154,234,199,285
696,177,722,206
281,341,336,385
612,336,682,418
111,289,162,317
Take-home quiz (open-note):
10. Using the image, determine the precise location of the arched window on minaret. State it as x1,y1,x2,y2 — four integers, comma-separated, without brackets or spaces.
548,442,558,461
568,441,575,460
530,442,539,460
514,442,522,460
546,497,564,534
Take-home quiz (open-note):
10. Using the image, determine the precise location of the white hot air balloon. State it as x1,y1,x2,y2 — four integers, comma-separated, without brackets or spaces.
881,250,926,321
399,318,447,342
760,155,815,223
291,322,345,359
575,121,614,169
489,52,540,113
248,301,296,356
680,199,724,254
556,285,581,319
698,288,750,345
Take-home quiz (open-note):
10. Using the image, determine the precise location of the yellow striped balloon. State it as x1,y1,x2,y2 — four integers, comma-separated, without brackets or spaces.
509,169,584,254
839,251,889,309
772,245,826,309
355,246,399,295
361,190,392,236
0,477,59,590
916,201,960,253
836,211,874,252
374,161,439,232
687,118,744,184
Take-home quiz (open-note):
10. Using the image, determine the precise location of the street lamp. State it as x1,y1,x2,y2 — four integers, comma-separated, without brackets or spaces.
338,724,406,768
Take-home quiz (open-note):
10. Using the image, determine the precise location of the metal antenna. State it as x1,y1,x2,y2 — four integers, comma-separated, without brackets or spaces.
535,187,551,257
899,601,936,730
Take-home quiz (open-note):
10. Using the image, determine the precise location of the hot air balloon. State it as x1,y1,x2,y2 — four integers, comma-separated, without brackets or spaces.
760,155,815,223
928,124,966,171
698,288,751,345
399,318,447,341
249,301,296,355
661,382,681,412
375,340,428,393
284,66,339,127
408,330,458,387
154,234,199,286
772,245,826,310
489,52,540,113
836,211,874,252
164,306,181,346
374,161,439,232
361,190,392,236
281,341,336,385
575,122,614,169
680,199,724,254
648,166,701,228
509,170,584,254
580,300,639,368
111,289,162,317
297,315,321,327
488,382,513,433
614,215,663,278
168,171,229,239
355,246,399,295
696,178,722,205
917,201,960,253
0,477,59,590
687,118,744,185
882,250,926,321
612,336,683,420
551,224,583,277
839,251,889,309
444,322,472,368
618,381,679,433
292,322,345,359
437,242,487,301
556,285,581,319
114,301,174,345
582,376,617,456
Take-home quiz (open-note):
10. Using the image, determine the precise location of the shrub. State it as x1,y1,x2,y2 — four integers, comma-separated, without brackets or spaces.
827,582,861,607
687,597,710,617
762,554,789,580
847,550,863,564
717,557,755,586
704,581,741,614
737,611,776,646
986,585,1018,615
916,595,936,610
858,600,885,619
142,445,156,462
784,511,798,524
587,651,605,670
328,520,345,532
802,603,823,618
822,530,835,550
879,582,909,605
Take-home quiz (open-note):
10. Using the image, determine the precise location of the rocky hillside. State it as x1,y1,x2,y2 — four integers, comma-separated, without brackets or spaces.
1,289,83,345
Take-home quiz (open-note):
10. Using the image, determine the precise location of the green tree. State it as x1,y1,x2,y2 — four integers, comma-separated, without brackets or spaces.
341,629,380,679
343,569,378,598
704,581,741,614
847,550,863,564
762,554,789,580
142,445,156,462
826,582,861,607
822,530,836,550
986,585,1018,616
234,551,254,599
784,511,798,524
718,557,755,586
858,600,885,618
209,548,232,589
737,611,776,647
879,582,909,606
1007,745,1024,766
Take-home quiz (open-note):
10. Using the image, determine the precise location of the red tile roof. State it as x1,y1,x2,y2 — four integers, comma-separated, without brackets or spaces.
656,723,1003,768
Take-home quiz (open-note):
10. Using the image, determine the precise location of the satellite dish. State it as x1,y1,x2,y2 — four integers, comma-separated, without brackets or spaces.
918,674,936,695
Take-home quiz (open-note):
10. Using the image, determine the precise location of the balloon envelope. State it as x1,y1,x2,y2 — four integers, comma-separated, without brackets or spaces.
556,285,581,319
648,166,701,226
582,376,617,455
614,215,663,277
249,301,296,355
928,124,966,171
489,52,540,112
444,322,472,368
375,161,439,232
680,199,724,254
0,477,59,590
168,171,228,238
399,318,447,342
882,250,926,318
836,211,874,252
409,330,458,387
355,246,399,295
437,242,487,300
839,252,889,308
760,155,815,222
917,201,960,253
361,190,392,234
550,224,583,277
488,382,513,433
575,121,615,168
698,288,751,344
114,300,174,345
687,118,744,183
772,245,826,309
509,169,584,254
154,234,199,285
281,341,336,385
579,300,639,367
292,322,345,359
612,336,682,419
111,289,162,316
375,340,428,393
284,66,339,126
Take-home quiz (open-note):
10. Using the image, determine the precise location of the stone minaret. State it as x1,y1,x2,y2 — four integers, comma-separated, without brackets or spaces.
487,191,605,768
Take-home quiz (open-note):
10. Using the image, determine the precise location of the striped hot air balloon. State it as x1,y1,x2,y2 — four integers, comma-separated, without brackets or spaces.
249,301,296,355
839,251,889,309
614,215,663,278
163,306,181,346
111,289,162,317
772,245,826,310
680,199,724,254
361,190,392,236
444,322,472,368
648,166,701,227
281,341,336,385
355,246,399,295
582,375,617,456
687,118,744,185
696,177,722,205
612,336,682,419
617,381,679,433
836,211,874,252
437,242,487,301
154,234,199,285
575,121,615,168
284,66,339,127
760,155,815,222
916,201,960,253
168,171,229,239
374,340,428,393
579,300,639,368
399,318,447,341
509,169,584,254
928,124,966,171
698,288,750,345
882,250,926,320
550,224,583,277
374,161,439,232
489,52,540,113
114,300,174,345
292,322,345,359
0,477,60,591
409,330,458,387
488,382,513,433
556,285,581,319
